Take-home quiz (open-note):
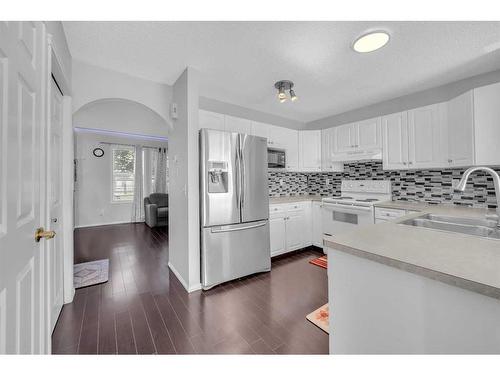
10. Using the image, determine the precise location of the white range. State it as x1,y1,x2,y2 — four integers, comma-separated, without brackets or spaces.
322,180,392,238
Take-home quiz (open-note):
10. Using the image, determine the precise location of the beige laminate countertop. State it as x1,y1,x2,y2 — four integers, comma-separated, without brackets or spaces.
374,200,494,217
269,195,323,204
324,203,500,299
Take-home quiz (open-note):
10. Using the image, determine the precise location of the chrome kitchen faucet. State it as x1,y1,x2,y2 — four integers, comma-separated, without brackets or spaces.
454,166,500,223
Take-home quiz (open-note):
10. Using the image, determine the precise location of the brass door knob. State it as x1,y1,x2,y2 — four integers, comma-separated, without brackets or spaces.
35,227,56,242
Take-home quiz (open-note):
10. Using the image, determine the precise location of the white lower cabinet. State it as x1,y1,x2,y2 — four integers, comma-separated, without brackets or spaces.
269,200,322,257
374,207,420,223
285,211,305,251
269,214,287,255
312,201,323,247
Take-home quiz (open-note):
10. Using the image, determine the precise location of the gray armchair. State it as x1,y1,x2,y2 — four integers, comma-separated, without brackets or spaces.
144,193,169,228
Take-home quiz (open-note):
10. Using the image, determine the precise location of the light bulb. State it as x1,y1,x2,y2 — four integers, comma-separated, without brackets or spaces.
278,86,286,100
353,31,390,53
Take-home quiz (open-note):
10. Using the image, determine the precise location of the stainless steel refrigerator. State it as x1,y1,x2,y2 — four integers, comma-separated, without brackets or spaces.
200,128,271,290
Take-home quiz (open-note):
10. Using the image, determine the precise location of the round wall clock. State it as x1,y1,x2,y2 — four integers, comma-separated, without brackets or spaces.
93,147,105,157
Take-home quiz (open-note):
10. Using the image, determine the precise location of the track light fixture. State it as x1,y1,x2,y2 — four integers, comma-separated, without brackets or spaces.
274,80,297,103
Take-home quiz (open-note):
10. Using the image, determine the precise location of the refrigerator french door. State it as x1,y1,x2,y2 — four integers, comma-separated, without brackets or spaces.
200,129,270,290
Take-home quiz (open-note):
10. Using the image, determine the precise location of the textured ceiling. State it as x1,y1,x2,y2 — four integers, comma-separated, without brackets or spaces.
63,21,500,123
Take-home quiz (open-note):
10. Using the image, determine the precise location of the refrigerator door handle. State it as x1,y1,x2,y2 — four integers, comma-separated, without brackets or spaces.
235,142,241,212
211,221,267,233
239,135,245,208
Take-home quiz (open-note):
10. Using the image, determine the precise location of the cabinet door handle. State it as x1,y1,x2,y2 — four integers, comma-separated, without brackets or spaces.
448,159,453,163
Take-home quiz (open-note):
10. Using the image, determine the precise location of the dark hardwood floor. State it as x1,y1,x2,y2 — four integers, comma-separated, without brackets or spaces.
52,223,329,354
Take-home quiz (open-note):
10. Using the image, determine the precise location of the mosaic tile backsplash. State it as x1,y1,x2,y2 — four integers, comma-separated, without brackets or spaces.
268,161,500,209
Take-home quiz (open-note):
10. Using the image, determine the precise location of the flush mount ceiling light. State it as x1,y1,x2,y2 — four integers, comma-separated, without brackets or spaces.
274,80,297,103
352,31,390,53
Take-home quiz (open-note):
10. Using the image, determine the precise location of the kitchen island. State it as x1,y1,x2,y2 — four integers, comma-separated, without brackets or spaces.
324,202,500,354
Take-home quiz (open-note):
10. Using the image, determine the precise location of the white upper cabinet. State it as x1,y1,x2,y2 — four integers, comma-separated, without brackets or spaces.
251,121,299,170
199,110,225,131
474,82,500,166
356,117,382,150
446,91,474,167
407,103,446,169
335,123,356,153
251,122,283,146
382,111,409,170
321,127,335,170
334,118,381,155
267,125,284,146
251,121,269,139
383,104,446,170
321,127,343,172
299,130,322,172
281,128,299,171
225,115,252,134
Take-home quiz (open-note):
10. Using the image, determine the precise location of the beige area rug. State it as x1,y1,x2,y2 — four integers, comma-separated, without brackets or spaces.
74,259,109,289
306,303,329,334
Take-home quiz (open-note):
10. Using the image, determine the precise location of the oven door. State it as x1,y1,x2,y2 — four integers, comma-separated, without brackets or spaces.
321,202,374,237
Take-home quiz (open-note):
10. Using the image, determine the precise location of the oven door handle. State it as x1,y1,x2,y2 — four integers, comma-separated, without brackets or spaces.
322,202,372,214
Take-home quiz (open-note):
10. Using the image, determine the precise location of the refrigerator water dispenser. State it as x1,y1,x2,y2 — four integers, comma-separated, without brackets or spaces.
207,161,228,193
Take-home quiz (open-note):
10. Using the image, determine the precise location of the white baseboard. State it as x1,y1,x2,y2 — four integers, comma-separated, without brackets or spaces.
188,283,202,293
75,220,135,229
64,287,75,305
168,261,201,293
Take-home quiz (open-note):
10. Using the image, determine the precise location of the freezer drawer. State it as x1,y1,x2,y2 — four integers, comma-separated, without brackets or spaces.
201,220,271,290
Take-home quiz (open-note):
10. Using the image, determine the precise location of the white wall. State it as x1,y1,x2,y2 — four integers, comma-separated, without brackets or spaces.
74,98,169,138
308,68,500,129
74,129,167,228
71,60,172,228
200,96,305,130
71,59,173,127
168,67,201,292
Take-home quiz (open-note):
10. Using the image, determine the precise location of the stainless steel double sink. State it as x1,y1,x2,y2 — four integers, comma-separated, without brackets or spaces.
399,213,500,240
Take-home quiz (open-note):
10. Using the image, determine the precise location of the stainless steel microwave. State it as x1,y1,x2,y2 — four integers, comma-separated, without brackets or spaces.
267,148,286,169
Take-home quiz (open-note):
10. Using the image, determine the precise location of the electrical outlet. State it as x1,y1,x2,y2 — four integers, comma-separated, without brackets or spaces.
279,179,284,187
325,178,331,186
452,179,460,190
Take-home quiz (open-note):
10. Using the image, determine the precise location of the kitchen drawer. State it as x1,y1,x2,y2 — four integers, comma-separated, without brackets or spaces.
285,202,307,212
374,207,407,220
269,204,286,216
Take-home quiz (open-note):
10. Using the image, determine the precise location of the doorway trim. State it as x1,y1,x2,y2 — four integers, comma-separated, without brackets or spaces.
45,34,74,354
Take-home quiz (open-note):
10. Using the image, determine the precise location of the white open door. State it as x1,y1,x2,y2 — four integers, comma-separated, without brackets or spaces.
48,78,64,333
0,21,49,354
